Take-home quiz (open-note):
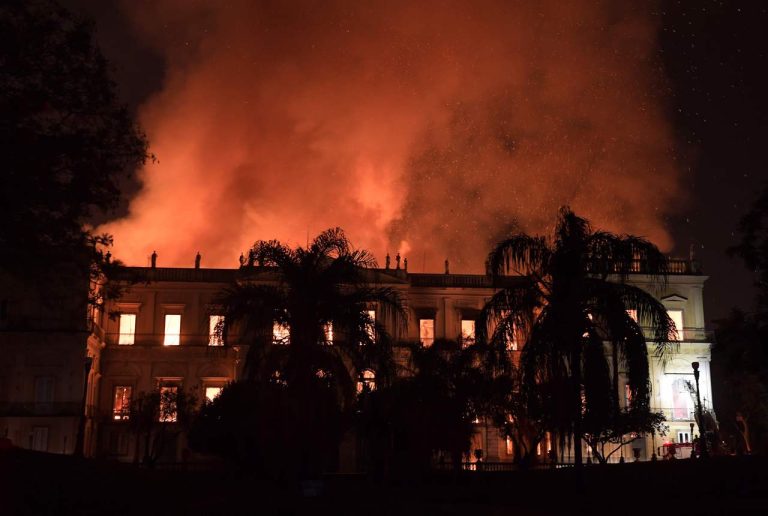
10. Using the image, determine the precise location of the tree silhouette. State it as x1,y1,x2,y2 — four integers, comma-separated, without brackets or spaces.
204,228,405,476
479,207,674,466
0,0,149,275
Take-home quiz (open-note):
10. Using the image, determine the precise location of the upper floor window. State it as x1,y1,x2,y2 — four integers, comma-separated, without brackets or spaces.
667,310,683,341
163,314,181,346
419,318,434,347
118,313,136,345
113,386,132,420
208,315,224,346
626,309,638,323
273,322,290,345
365,310,376,344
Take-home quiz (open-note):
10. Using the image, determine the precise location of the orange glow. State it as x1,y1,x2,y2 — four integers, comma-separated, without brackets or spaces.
101,1,684,271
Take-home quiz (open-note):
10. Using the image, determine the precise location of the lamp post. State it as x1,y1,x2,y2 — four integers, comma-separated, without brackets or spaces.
692,362,708,458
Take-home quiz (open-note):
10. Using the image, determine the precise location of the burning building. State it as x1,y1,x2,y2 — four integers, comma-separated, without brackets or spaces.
0,252,713,466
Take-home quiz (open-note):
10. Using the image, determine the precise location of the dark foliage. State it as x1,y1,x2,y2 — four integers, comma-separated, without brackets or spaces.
188,379,344,479
355,339,488,477
0,0,148,276
479,207,673,465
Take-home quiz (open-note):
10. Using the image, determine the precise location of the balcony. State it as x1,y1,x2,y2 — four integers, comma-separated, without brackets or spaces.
640,327,713,343
585,258,701,275
656,407,696,422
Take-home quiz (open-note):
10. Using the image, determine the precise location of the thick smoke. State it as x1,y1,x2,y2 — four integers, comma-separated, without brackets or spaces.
101,0,682,271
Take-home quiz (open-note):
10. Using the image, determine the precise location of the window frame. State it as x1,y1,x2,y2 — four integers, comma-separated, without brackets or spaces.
118,313,137,345
163,314,182,346
208,315,224,346
419,318,435,347
112,385,133,421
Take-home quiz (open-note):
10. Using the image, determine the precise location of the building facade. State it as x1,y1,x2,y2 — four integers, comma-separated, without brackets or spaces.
1,259,714,465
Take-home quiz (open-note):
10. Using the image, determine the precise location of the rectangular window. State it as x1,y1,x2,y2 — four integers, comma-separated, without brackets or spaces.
626,309,638,323
118,313,136,345
208,315,224,346
506,321,518,351
365,310,376,344
323,322,334,344
273,322,290,345
624,384,633,409
461,319,476,345
113,386,132,420
204,386,222,403
159,385,178,422
419,318,434,347
667,310,683,341
163,314,181,346
677,431,690,444
505,436,514,455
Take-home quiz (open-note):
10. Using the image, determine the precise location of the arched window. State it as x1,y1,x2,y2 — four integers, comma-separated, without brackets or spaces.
356,369,376,393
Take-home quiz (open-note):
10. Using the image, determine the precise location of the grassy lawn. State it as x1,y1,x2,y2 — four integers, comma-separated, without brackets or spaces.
2,449,767,515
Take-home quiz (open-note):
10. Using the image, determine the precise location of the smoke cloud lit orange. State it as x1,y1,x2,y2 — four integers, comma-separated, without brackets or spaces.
100,0,683,271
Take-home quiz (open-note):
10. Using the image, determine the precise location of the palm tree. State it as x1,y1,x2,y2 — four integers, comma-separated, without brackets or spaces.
211,228,405,475
478,207,675,466
217,227,405,403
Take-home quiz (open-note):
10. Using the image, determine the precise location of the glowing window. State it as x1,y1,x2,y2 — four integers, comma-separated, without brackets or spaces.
505,436,514,455
204,386,222,403
626,309,638,323
159,385,178,422
419,318,434,347
163,314,181,346
500,311,518,351
209,315,224,346
118,314,136,345
113,386,132,420
273,322,290,344
507,321,518,351
356,369,376,394
364,310,376,344
323,322,334,344
461,319,475,345
624,384,633,408
667,310,683,341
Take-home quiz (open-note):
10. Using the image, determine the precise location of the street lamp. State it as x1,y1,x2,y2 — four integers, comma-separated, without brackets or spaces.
691,362,708,458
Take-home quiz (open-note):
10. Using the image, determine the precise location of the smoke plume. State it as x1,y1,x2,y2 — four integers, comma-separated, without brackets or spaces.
101,0,682,271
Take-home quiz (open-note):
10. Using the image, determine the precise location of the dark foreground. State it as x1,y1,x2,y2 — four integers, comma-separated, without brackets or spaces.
1,450,767,515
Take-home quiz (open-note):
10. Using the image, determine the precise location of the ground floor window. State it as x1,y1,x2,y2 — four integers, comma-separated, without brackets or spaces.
112,385,132,420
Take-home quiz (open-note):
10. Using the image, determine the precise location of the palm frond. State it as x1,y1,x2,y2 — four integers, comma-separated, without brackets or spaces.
488,235,551,278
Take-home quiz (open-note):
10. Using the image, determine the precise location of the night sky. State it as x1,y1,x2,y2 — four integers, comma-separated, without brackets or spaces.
63,0,767,326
